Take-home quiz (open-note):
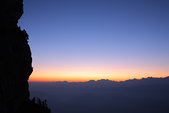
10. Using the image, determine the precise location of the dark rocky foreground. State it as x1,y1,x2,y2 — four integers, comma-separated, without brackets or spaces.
0,0,50,113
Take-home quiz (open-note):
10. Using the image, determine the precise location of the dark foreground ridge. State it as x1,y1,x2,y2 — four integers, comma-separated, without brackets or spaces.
0,0,50,113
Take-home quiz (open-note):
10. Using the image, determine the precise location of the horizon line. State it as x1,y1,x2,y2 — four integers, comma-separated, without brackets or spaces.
28,76,169,83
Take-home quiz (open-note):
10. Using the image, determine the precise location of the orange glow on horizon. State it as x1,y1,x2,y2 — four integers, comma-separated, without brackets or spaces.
28,65,169,82
28,75,169,82
28,75,128,82
28,73,169,82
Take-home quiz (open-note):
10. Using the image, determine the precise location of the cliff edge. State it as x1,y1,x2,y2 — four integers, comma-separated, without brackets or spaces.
0,0,50,113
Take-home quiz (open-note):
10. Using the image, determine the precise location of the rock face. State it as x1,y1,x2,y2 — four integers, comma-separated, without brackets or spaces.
0,1,50,112
0,0,33,113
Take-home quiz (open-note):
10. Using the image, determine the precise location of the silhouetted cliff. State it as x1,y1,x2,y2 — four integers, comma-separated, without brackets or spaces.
0,0,50,113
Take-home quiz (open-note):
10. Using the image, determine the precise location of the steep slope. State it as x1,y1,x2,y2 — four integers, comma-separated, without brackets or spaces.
0,0,50,113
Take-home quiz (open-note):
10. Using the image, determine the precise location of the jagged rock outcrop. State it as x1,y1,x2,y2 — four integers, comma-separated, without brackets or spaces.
0,0,32,113
0,0,50,113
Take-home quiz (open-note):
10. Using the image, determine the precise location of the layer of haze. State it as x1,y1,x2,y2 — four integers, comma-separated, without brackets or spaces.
19,0,169,82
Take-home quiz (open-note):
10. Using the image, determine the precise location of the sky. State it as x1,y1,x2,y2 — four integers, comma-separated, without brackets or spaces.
19,0,169,82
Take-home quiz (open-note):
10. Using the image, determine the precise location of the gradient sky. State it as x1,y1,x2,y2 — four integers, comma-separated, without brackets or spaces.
19,0,169,82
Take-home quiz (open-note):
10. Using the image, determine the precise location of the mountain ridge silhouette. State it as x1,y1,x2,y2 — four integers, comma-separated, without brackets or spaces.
30,76,169,113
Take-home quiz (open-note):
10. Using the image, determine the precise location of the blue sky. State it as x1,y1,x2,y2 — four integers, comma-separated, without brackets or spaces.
19,0,169,81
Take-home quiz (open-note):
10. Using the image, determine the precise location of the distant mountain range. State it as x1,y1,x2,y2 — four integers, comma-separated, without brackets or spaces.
29,76,169,113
